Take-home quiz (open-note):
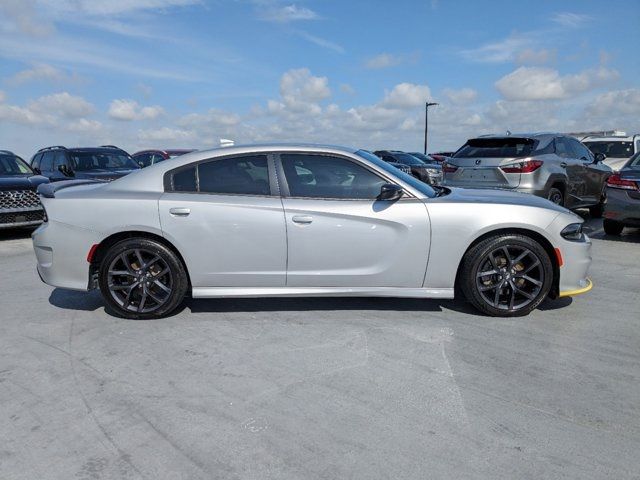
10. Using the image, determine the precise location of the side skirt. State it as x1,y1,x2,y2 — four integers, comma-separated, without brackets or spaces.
191,286,455,299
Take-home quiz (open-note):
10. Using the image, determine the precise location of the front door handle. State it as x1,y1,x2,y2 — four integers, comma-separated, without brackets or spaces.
169,207,191,217
292,215,313,224
560,162,567,168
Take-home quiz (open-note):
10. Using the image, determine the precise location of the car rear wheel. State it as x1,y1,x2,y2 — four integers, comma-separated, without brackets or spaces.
547,187,564,206
99,238,188,319
603,219,624,235
460,234,553,317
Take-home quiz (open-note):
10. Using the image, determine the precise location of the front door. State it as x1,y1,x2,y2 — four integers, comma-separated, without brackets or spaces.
159,154,287,287
278,152,431,287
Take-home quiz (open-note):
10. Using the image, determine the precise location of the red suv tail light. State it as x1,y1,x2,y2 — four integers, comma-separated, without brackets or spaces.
500,160,544,173
442,162,458,173
607,173,639,190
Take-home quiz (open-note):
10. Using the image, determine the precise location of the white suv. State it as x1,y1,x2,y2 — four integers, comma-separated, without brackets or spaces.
582,134,640,171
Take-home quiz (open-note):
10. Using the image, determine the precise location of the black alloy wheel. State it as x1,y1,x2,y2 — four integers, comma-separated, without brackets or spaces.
99,238,188,319
460,234,553,317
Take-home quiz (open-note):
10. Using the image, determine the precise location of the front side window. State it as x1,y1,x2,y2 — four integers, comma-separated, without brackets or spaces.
0,155,32,175
31,153,42,169
53,151,67,169
134,153,152,168
281,153,386,199
167,155,270,196
554,138,572,158
40,152,54,171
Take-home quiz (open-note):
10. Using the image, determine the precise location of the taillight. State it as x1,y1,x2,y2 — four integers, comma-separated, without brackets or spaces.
607,173,639,190
442,162,458,173
500,160,543,173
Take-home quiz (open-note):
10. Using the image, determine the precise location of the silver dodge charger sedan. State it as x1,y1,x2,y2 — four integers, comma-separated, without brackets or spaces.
32,144,593,319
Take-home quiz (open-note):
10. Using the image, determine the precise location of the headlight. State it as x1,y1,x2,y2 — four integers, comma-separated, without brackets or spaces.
560,223,584,241
426,168,440,175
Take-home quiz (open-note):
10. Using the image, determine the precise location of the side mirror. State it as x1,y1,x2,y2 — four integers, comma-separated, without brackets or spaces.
58,164,74,177
137,161,145,168
378,183,404,201
594,152,606,163
33,167,41,175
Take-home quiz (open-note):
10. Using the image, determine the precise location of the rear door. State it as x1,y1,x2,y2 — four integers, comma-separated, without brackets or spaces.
159,153,287,287
278,152,430,287
555,137,585,206
569,138,608,203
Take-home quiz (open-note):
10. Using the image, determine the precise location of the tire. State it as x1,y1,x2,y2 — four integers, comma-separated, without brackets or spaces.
98,237,189,319
459,234,553,317
603,219,624,236
547,187,564,206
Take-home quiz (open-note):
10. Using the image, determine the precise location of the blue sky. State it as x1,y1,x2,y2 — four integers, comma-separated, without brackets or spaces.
0,0,639,158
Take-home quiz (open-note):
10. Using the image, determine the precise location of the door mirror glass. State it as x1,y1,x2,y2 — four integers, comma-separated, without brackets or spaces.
378,183,404,201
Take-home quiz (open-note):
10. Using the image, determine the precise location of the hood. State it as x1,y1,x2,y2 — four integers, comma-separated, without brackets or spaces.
0,174,49,191
74,169,136,181
439,186,570,214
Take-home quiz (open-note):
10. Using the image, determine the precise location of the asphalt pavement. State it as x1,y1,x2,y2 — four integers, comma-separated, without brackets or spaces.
0,217,639,480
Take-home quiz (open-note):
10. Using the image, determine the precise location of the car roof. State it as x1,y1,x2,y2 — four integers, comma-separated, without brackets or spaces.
474,132,558,141
582,136,635,142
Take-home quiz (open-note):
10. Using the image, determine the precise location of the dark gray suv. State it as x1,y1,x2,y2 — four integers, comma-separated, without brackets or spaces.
442,133,612,216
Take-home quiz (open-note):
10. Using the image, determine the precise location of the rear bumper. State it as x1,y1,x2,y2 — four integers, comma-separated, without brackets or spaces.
32,221,99,291
604,187,640,225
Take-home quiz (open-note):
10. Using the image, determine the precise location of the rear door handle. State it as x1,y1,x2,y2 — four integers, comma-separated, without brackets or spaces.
169,207,190,217
292,215,313,224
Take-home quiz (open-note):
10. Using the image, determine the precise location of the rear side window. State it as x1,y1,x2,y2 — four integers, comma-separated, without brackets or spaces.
454,138,536,158
281,153,386,199
166,155,270,196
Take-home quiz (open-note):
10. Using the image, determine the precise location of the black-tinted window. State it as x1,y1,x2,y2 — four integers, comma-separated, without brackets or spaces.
584,141,634,158
53,151,67,169
454,138,536,158
0,155,32,175
151,153,166,165
172,166,197,192
555,138,572,158
40,152,54,171
198,155,269,195
281,153,386,199
31,153,42,169
69,151,138,171
134,153,152,167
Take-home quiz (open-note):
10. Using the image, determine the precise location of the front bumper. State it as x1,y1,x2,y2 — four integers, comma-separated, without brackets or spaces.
0,206,45,229
559,278,593,298
555,234,593,297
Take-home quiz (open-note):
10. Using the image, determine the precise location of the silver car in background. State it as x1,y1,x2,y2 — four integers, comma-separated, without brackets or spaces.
32,144,592,319
443,133,611,216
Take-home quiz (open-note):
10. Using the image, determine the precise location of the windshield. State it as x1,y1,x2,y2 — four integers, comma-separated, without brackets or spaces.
409,152,438,164
584,141,634,158
454,138,536,158
391,153,425,166
69,151,139,171
0,154,33,175
356,150,436,198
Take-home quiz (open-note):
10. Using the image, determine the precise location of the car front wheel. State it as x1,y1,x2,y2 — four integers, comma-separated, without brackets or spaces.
99,238,189,319
459,234,553,317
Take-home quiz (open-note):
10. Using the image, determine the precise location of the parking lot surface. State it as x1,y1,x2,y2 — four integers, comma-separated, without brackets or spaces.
1,218,639,480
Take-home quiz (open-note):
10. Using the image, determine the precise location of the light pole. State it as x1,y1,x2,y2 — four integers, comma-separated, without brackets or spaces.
424,101,438,155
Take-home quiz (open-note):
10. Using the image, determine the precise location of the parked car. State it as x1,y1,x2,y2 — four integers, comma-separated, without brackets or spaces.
0,150,48,229
602,151,640,235
442,133,611,216
132,149,196,168
582,134,639,171
408,152,443,184
31,145,140,182
33,144,592,320
374,150,442,185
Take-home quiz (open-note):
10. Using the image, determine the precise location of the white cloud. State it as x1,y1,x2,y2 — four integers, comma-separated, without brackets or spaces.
382,83,431,109
0,0,54,36
495,66,619,101
138,127,196,143
365,53,402,69
6,63,80,86
108,99,164,121
37,0,200,16
28,92,94,117
442,88,477,105
515,48,555,65
586,89,640,117
296,31,345,54
551,12,591,28
460,34,531,63
261,4,319,23
266,68,331,115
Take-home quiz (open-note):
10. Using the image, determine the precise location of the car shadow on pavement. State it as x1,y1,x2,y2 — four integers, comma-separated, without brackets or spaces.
49,288,105,312
0,228,34,241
